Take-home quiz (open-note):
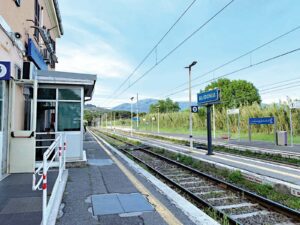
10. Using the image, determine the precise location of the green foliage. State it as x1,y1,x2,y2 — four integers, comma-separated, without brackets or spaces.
205,78,261,108
149,98,180,113
228,170,244,183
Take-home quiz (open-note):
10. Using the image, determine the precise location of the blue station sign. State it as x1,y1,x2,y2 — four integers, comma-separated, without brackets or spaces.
197,89,220,105
249,117,275,125
27,38,48,70
0,61,11,80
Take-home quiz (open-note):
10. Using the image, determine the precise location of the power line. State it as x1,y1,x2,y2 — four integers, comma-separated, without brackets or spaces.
103,0,198,105
165,47,300,98
107,0,235,106
159,25,300,97
257,76,300,89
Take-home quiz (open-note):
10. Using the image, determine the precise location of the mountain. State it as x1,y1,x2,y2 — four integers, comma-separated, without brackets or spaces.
113,99,158,112
84,104,111,112
112,99,197,113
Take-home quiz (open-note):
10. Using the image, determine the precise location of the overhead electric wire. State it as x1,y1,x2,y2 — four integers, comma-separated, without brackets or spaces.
159,25,300,97
106,0,235,106
257,76,300,89
165,47,300,98
103,0,197,105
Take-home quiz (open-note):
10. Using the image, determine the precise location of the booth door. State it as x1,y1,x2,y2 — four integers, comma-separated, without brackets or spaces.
57,100,83,161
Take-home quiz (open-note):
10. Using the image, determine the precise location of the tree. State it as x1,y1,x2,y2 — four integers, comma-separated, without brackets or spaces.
149,98,180,113
204,78,261,108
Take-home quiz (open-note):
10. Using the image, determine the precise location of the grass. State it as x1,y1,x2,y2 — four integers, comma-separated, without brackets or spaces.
136,125,300,144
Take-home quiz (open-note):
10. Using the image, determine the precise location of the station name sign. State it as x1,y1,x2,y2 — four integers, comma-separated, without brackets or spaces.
249,117,275,125
197,89,220,105
0,61,11,80
291,101,300,109
227,108,239,115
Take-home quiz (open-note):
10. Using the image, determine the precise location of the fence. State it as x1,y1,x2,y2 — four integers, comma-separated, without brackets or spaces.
32,132,66,225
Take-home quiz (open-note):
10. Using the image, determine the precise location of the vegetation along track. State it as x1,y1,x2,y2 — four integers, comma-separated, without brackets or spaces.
93,130,300,225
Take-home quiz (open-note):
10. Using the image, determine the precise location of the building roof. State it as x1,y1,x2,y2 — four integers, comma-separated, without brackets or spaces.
37,70,97,99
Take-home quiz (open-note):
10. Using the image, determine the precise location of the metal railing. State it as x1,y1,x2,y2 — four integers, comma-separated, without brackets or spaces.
32,133,67,225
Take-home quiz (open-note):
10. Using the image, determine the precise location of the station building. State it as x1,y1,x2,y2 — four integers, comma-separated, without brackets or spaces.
0,1,96,179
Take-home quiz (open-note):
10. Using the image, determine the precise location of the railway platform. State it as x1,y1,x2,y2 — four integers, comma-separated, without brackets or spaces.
56,131,218,225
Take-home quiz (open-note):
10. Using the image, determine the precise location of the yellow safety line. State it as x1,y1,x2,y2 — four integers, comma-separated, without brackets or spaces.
89,130,183,225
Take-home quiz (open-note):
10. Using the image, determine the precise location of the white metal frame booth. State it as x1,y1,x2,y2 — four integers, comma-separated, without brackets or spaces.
36,70,96,162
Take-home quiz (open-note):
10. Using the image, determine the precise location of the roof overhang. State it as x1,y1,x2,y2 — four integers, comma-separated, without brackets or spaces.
37,70,97,99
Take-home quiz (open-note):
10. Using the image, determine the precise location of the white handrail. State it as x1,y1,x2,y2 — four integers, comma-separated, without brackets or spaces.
32,133,67,225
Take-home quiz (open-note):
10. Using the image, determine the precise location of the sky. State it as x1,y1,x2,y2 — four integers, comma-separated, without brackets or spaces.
56,0,300,108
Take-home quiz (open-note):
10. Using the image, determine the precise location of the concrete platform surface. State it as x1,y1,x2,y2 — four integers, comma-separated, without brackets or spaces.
56,132,199,225
0,171,58,225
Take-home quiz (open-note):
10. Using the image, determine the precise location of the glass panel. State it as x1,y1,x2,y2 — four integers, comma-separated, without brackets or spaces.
36,102,56,132
58,102,81,131
38,88,56,100
58,89,81,100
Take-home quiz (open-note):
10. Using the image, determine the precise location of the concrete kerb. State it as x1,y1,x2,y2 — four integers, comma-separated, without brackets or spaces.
46,169,69,225
109,130,300,198
91,130,220,225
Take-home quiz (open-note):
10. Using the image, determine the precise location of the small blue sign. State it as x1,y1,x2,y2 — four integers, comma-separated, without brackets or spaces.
197,89,220,105
132,117,140,122
0,61,11,80
191,106,198,113
27,38,48,70
249,117,275,125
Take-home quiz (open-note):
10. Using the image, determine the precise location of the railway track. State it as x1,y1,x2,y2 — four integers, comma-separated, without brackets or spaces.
93,130,300,225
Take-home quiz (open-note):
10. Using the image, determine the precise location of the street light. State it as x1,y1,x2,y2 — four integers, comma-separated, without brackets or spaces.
185,61,197,151
130,97,134,136
157,106,160,134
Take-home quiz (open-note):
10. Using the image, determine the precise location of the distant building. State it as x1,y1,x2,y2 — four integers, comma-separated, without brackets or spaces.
0,1,96,178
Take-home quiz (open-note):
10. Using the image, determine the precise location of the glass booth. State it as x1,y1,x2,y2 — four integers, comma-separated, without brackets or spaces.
36,71,96,162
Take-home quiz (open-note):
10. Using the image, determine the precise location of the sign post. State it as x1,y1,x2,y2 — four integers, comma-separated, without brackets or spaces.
226,108,240,142
248,117,276,145
197,89,220,155
290,100,300,147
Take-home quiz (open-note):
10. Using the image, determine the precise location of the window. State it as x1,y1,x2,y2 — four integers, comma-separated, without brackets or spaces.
34,0,40,42
58,102,81,131
38,88,56,100
58,89,81,100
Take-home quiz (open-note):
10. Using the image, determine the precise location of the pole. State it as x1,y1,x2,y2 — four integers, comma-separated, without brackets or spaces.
188,68,193,150
157,107,160,134
290,106,293,147
114,112,116,133
238,113,241,142
213,104,216,139
131,100,133,136
226,112,230,143
207,105,213,155
136,93,139,129
105,113,107,128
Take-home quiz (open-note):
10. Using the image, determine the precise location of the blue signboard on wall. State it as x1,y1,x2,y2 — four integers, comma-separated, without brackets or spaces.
249,117,275,125
197,89,220,105
27,38,48,70
0,61,11,80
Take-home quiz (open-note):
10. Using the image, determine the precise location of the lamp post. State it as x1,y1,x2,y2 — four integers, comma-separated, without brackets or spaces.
157,106,160,134
130,97,134,136
185,61,197,151
136,93,139,130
